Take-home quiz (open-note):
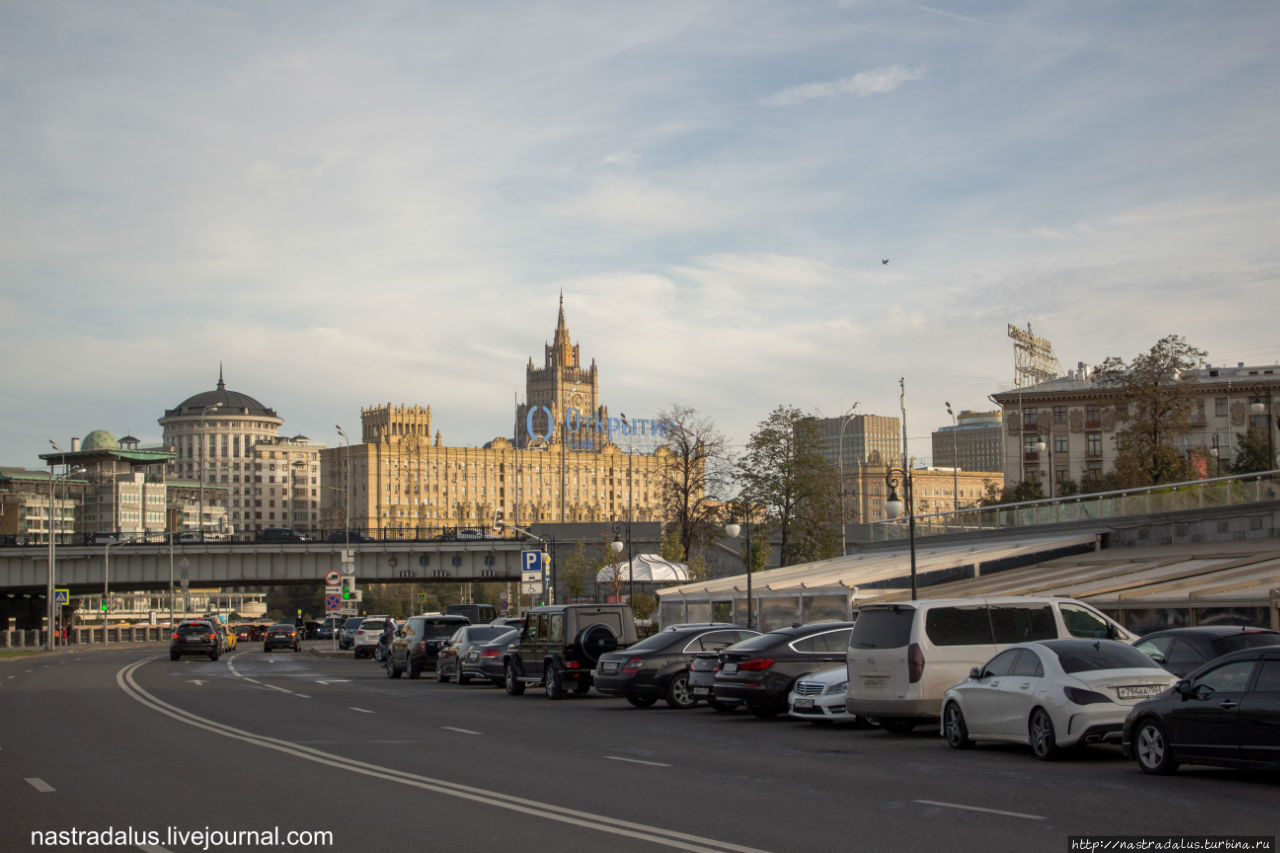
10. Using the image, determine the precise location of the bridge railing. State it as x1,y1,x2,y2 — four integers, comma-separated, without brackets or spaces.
0,626,171,648
866,469,1280,542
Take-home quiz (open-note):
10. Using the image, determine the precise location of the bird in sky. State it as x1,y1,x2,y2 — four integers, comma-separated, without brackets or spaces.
882,259,889,265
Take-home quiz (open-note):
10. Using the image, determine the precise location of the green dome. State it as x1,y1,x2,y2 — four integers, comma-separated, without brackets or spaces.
81,429,118,451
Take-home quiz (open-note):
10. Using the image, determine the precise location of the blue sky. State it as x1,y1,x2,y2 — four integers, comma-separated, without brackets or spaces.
3,1,1277,468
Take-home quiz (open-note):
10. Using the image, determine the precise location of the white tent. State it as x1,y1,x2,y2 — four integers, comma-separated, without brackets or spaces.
597,553,691,583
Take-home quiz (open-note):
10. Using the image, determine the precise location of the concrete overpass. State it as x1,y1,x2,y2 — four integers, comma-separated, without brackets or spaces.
0,539,538,597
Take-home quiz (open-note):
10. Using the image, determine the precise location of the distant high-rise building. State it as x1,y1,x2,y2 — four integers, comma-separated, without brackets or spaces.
932,410,1004,474
808,414,901,469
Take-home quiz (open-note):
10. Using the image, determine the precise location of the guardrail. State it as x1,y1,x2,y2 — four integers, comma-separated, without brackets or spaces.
866,469,1280,542
1,626,170,649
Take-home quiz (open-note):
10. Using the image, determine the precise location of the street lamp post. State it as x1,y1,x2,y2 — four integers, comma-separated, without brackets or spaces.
886,378,918,601
103,540,112,645
1250,385,1275,470
945,402,959,515
621,413,635,602
45,444,58,651
837,402,860,555
723,519,753,629
609,520,632,605
336,425,352,652
198,402,223,541
1035,434,1054,498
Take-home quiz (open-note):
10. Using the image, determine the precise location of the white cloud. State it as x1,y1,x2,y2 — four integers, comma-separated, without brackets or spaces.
761,64,926,107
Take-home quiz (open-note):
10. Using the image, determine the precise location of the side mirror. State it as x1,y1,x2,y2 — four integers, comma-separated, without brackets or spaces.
1174,679,1192,697
969,667,983,680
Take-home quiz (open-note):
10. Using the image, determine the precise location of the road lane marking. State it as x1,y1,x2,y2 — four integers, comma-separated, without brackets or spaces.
118,659,766,853
442,726,481,735
606,756,673,768
26,777,55,793
914,799,1045,821
350,707,374,714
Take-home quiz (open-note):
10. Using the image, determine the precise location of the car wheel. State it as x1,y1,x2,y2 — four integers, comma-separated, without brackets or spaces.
386,657,401,679
544,664,565,700
455,665,469,686
170,651,179,661
943,702,975,749
748,704,781,719
665,673,697,709
407,659,421,679
1029,708,1061,761
707,698,739,713
850,715,875,730
626,696,659,708
210,650,219,662
1134,718,1179,775
504,661,525,695
878,718,918,734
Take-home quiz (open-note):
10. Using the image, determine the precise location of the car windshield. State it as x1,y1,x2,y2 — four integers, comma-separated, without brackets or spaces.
417,620,461,639
1043,640,1162,673
1212,632,1280,656
624,632,686,654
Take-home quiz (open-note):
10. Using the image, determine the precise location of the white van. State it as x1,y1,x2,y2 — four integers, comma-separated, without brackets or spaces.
845,596,1135,733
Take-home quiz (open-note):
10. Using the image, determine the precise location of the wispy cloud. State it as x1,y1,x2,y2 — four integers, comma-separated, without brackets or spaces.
761,64,925,107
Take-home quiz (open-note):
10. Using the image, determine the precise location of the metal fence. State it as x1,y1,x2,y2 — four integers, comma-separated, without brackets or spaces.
1,626,169,648
867,469,1280,542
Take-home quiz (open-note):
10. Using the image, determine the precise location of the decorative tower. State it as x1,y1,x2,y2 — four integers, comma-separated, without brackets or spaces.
516,293,603,448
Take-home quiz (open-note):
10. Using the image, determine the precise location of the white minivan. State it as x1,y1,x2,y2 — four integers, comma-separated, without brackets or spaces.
845,596,1135,733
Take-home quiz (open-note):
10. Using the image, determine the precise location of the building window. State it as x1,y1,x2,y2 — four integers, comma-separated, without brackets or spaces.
1053,406,1067,425
1086,433,1102,457
1215,397,1228,417
1086,404,1101,428
1023,409,1038,429
1054,435,1068,454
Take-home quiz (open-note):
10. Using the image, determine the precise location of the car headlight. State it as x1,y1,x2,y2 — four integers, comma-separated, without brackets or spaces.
825,681,848,696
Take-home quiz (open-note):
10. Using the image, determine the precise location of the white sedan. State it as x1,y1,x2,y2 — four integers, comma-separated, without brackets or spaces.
941,639,1177,760
788,666,870,726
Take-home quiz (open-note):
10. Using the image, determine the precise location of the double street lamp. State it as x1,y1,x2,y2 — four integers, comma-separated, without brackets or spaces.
44,444,84,651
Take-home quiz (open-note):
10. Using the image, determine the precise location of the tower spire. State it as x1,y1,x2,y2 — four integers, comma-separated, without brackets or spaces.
217,362,225,391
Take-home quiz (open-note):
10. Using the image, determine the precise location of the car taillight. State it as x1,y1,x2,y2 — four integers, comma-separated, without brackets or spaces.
565,661,580,669
289,632,296,637
1064,686,1111,705
171,633,180,640
418,641,427,653
907,643,925,683
737,658,775,671
209,634,217,642
622,657,645,674
480,649,500,659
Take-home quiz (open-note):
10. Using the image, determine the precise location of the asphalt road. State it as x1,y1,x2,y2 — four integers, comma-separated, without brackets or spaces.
2,644,1276,853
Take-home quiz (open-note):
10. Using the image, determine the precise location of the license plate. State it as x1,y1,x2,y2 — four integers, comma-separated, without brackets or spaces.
722,663,738,674
601,662,618,674
793,698,815,710
863,677,887,689
1116,684,1164,699
691,686,710,696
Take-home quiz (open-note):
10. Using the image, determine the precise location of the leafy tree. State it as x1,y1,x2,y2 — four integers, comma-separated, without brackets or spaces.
658,524,685,562
656,404,732,559
1093,335,1207,487
685,550,709,582
1229,428,1274,474
735,407,840,566
979,478,1045,506
631,592,656,621
556,540,593,601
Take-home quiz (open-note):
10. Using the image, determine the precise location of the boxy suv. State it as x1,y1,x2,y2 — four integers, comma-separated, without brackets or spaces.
503,604,638,699
845,596,1134,733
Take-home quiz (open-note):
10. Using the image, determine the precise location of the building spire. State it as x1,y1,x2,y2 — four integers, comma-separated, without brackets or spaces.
217,362,225,391
552,291,573,366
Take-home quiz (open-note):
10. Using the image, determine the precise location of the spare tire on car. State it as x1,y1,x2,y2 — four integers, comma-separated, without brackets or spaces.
574,623,618,664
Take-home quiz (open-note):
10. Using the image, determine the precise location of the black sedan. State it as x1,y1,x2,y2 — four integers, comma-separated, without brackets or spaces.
468,630,525,686
595,626,759,709
712,622,857,718
1134,625,1280,677
263,624,301,652
1123,645,1280,774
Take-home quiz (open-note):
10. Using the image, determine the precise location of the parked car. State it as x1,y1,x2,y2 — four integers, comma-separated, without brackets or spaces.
688,652,739,711
1134,626,1280,677
469,630,525,686
789,666,869,725
339,617,363,650
326,530,377,543
714,622,857,718
455,527,485,540
317,616,344,641
595,625,759,709
435,625,519,683
385,614,470,678
1123,645,1280,774
503,604,639,699
353,615,395,659
263,624,302,652
170,620,221,661
446,603,497,624
942,639,1178,759
847,596,1135,733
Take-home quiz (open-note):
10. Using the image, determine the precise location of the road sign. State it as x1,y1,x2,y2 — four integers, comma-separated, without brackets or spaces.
416,592,427,603
324,569,342,586
325,593,341,612
520,581,542,595
54,588,70,606
521,550,544,573
326,585,341,596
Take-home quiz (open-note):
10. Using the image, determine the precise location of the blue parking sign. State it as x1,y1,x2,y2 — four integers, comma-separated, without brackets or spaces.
521,550,542,573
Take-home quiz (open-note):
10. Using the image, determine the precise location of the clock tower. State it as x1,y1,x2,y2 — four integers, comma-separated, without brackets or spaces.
516,294,604,448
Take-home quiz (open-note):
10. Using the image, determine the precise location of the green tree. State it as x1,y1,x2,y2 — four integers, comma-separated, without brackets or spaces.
979,478,1045,506
656,404,731,559
658,524,685,563
557,540,593,601
1093,335,1207,487
1229,428,1273,474
735,407,840,567
631,592,656,622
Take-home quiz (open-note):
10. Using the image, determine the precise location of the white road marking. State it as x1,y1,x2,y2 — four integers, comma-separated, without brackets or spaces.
26,777,56,793
606,756,673,768
295,694,311,699
316,679,351,685
914,799,1045,821
118,659,764,853
350,707,375,714
187,680,207,686
442,726,481,736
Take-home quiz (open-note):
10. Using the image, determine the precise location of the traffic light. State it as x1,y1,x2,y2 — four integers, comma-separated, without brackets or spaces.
341,576,355,600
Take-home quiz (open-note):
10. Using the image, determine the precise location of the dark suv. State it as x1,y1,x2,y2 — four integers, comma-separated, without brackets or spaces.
171,620,221,661
386,614,472,678
502,604,638,699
